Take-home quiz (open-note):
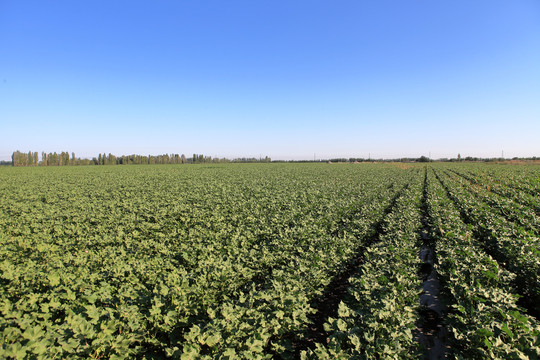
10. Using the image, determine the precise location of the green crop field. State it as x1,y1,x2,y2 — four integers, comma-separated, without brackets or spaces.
0,163,539,359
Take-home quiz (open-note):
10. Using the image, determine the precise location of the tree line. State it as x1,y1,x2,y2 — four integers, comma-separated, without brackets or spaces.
10,151,271,166
12,150,535,167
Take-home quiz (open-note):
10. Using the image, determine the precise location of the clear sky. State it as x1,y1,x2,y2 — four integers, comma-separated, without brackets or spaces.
1,1,539,160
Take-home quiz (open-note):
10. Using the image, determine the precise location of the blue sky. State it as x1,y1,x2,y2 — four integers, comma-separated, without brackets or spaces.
1,1,539,160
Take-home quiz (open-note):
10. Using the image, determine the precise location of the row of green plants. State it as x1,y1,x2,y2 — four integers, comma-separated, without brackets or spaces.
463,167,538,214
302,172,424,359
433,168,540,318
444,169,538,234
447,163,539,205
425,168,540,358
175,169,422,359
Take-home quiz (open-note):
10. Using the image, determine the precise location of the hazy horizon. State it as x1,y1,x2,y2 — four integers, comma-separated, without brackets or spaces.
1,1,539,161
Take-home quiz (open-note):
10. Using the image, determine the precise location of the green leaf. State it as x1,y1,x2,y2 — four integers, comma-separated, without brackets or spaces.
48,273,60,287
501,322,513,339
336,319,348,332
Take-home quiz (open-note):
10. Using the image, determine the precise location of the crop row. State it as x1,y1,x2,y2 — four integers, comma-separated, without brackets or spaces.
302,171,424,359
433,168,540,318
446,165,539,212
179,169,421,359
445,169,538,231
425,168,540,358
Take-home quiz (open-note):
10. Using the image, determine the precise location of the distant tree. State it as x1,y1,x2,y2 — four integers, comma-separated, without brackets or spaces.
107,153,116,165
61,152,69,166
